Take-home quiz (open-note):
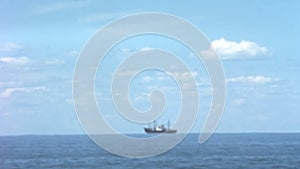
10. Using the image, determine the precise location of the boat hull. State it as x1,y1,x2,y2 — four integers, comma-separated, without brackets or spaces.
144,128,177,134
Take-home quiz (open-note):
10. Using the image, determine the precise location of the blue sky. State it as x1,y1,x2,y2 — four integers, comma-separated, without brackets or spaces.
0,0,299,135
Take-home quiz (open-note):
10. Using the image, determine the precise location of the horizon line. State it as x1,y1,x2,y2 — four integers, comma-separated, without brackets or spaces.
1,131,300,137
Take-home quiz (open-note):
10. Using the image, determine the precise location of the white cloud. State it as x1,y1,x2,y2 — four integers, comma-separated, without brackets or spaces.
0,42,22,52
172,71,198,79
45,58,65,65
0,56,30,64
233,98,246,105
79,12,123,23
139,47,153,51
120,47,130,53
65,98,74,104
142,76,153,82
0,81,22,87
0,86,48,98
68,50,78,57
142,71,199,92
0,88,24,98
210,38,268,59
141,71,198,83
115,70,137,77
227,75,277,84
32,1,85,15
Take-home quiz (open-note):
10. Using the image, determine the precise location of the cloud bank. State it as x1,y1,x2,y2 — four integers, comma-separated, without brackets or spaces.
0,42,22,52
0,56,30,64
227,75,277,84
0,86,48,98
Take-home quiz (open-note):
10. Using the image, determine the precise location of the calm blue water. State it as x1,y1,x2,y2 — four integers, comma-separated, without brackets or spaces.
0,134,299,169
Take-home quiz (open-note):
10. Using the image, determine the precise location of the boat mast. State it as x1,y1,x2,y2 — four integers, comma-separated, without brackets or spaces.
153,120,156,130
168,120,170,130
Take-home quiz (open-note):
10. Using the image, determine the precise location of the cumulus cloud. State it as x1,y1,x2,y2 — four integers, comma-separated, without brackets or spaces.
227,75,277,84
0,42,22,52
208,38,268,59
0,56,30,64
0,86,48,98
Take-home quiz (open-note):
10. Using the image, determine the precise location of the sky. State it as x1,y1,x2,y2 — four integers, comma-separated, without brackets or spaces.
0,0,299,135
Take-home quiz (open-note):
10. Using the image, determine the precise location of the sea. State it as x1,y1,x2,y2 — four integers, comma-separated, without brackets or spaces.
0,133,299,169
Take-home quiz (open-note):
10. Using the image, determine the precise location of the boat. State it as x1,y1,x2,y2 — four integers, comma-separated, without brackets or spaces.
144,120,177,134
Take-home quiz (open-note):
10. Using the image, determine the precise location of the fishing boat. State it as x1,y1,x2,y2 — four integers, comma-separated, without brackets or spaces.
144,120,177,134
